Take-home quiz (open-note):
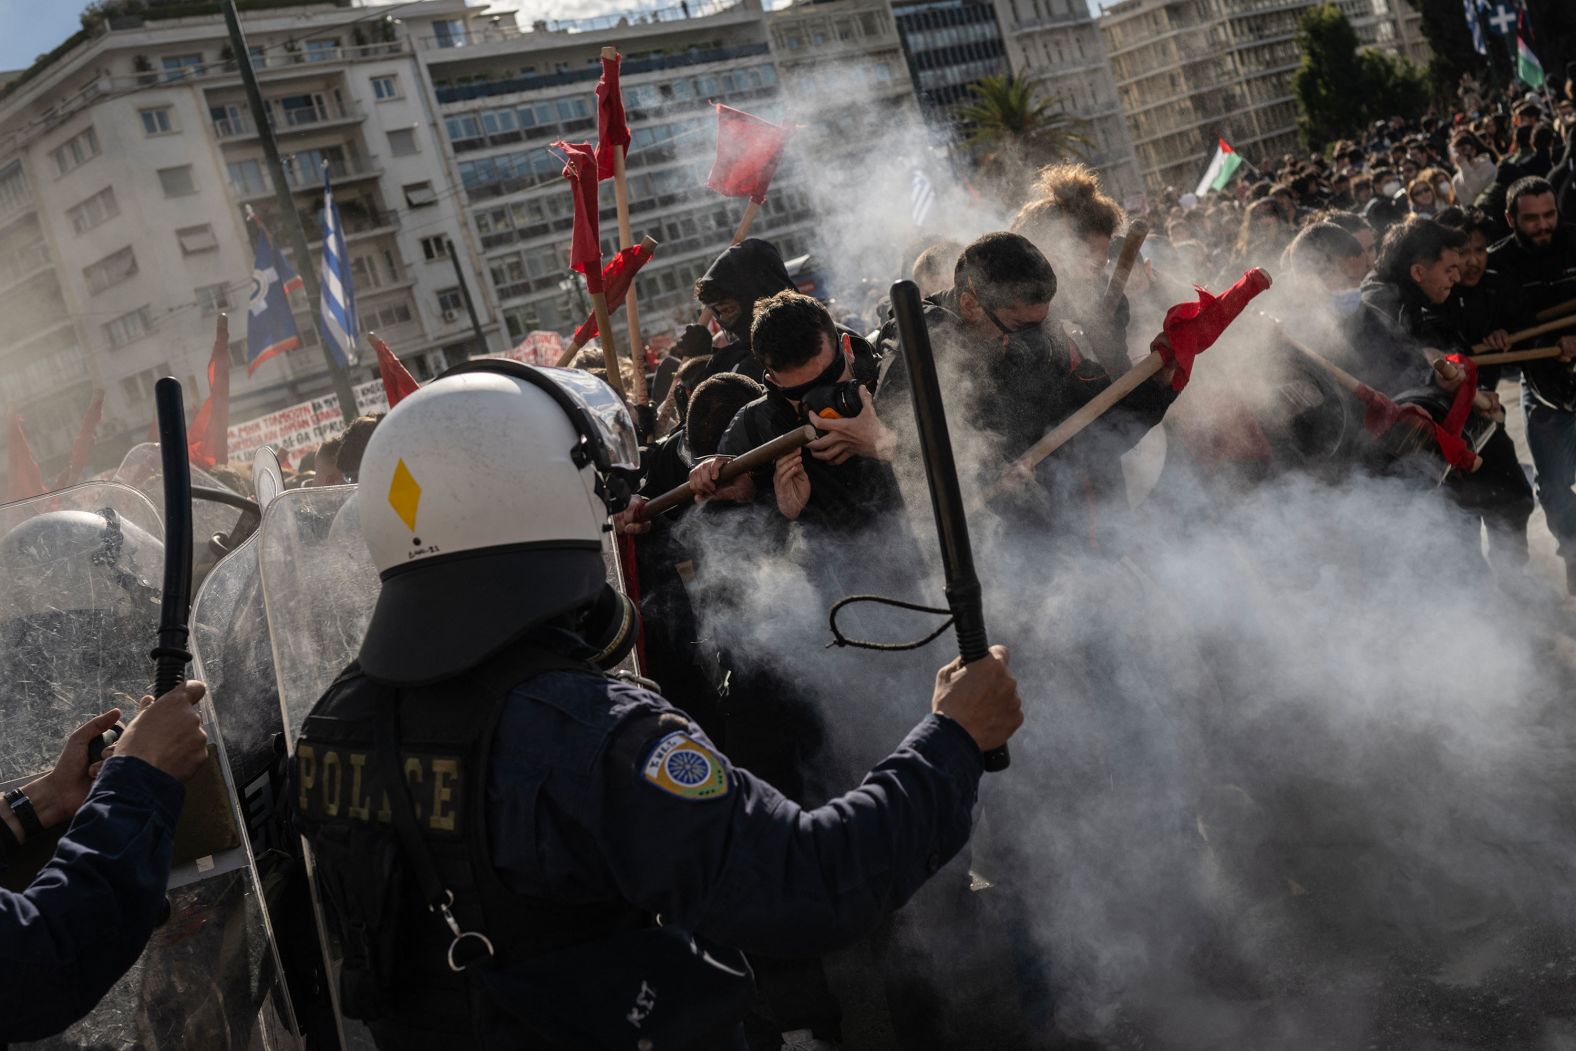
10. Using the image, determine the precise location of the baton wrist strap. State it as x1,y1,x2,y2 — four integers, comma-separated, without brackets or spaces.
373,700,495,974
4,789,45,840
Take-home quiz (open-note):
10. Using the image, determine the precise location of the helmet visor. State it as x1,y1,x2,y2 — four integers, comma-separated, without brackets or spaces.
534,366,641,471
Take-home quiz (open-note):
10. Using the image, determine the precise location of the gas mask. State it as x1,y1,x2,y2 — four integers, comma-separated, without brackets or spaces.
579,583,641,670
768,334,867,420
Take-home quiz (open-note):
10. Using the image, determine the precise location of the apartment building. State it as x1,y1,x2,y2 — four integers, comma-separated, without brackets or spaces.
993,0,1142,199
0,0,499,479
891,0,1012,112
767,0,923,145
1100,0,1433,193
416,0,820,344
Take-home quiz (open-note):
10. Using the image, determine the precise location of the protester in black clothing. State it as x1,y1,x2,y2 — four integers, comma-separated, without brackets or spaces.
686,238,799,381
1487,177,1576,589
1437,207,1516,388
1349,217,1467,394
876,231,1176,539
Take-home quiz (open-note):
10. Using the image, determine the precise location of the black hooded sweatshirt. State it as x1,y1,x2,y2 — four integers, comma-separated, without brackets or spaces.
694,238,796,380
1489,224,1576,412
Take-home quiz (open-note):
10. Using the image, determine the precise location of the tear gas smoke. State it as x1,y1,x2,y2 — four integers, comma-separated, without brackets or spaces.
671,66,1576,1048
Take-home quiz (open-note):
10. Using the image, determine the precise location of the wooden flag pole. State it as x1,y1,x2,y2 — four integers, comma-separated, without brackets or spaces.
1470,344,1566,366
1100,218,1149,316
1535,296,1576,323
1471,313,1576,352
602,46,647,404
590,287,627,401
560,235,660,361
637,425,817,521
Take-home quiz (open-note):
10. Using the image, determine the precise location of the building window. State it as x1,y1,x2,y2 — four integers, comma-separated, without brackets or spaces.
51,126,100,176
387,128,419,156
305,39,340,62
162,54,203,81
368,301,414,328
120,361,171,402
176,224,218,255
437,288,464,315
67,186,118,235
432,19,467,47
371,75,400,100
227,159,267,196
83,246,138,294
140,107,175,135
105,306,153,349
403,181,437,207
420,236,449,261
195,283,231,316
158,165,196,197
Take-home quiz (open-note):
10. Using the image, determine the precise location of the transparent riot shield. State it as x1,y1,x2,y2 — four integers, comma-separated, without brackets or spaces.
257,484,638,1046
0,483,297,1050
113,444,250,588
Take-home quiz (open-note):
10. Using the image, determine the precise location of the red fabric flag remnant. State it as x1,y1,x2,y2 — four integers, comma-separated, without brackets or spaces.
706,105,793,204
6,412,45,502
1153,267,1272,392
596,51,630,181
53,390,104,491
372,334,421,408
187,314,232,468
573,242,657,345
1353,384,1479,472
1440,353,1479,439
554,141,604,292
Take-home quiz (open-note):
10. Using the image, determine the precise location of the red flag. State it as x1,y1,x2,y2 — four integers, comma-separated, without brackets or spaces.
372,334,420,408
6,412,44,502
187,314,232,468
1353,383,1478,472
554,141,604,292
1153,267,1272,392
573,242,657,345
52,390,104,490
705,104,794,204
596,51,630,181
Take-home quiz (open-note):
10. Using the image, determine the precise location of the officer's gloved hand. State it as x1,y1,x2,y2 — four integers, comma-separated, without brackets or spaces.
677,324,714,359
931,645,1021,754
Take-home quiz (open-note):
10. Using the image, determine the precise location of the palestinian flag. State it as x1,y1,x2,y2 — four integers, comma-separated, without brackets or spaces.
1195,138,1244,196
1517,35,1545,89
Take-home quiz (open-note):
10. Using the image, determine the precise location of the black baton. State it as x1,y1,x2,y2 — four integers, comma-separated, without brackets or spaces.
151,377,195,695
890,280,1008,772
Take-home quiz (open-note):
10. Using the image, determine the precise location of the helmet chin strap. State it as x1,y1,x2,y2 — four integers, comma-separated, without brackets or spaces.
580,585,640,670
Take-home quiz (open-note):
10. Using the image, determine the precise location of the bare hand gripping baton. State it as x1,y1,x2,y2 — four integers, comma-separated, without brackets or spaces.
890,280,1008,773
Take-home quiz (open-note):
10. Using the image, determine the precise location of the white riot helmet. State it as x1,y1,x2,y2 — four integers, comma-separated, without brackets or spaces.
355,360,639,684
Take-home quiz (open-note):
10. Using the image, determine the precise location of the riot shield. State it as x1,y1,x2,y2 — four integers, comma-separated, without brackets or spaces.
113,443,251,586
257,483,638,1045
0,483,297,1050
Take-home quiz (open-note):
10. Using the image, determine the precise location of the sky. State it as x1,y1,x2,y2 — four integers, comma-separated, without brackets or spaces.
0,0,1104,73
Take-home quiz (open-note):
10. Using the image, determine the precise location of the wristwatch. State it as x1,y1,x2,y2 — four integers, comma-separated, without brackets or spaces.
4,788,45,841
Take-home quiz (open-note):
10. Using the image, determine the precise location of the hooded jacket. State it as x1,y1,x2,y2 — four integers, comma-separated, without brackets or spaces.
695,239,796,381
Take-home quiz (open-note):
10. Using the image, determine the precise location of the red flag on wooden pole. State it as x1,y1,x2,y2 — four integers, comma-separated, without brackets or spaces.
371,332,420,408
187,313,232,467
554,140,627,400
595,50,630,181
6,411,45,502
571,239,657,348
706,104,794,204
52,389,104,491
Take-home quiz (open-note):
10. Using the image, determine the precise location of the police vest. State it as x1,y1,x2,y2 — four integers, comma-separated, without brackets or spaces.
291,642,646,1050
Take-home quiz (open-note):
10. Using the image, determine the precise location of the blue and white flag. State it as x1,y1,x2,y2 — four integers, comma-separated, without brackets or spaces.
318,164,357,368
245,223,303,375
1463,0,1487,55
911,169,935,228
1484,1,1518,38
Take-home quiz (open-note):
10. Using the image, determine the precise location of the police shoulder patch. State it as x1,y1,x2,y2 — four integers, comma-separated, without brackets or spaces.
641,731,730,801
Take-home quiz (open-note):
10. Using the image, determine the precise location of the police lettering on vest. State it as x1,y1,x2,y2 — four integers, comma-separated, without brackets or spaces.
295,743,462,834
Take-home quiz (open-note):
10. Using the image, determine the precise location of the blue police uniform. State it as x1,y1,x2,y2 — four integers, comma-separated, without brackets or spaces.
486,669,983,966
0,756,183,1044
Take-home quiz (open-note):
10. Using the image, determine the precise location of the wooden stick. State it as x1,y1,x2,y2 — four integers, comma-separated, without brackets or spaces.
604,46,647,405
562,235,661,358
637,424,817,520
1100,218,1149,316
1469,344,1564,366
694,201,765,329
1472,313,1576,352
976,351,1167,508
1429,359,1504,422
1535,296,1576,323
590,289,626,401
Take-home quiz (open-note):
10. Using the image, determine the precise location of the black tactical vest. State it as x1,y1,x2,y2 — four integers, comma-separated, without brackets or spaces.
291,643,645,1050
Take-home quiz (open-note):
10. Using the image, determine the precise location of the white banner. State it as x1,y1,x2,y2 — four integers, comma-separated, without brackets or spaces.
227,379,387,470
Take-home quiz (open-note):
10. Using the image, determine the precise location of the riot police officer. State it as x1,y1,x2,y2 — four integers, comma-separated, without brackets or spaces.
290,361,1022,1050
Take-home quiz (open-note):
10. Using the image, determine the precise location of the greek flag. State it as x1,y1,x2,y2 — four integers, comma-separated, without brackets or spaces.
318,163,357,367
1463,0,1487,55
911,169,935,228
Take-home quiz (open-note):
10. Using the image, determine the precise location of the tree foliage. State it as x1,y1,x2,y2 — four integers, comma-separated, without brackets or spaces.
1402,0,1575,100
955,74,1090,169
1293,4,1432,151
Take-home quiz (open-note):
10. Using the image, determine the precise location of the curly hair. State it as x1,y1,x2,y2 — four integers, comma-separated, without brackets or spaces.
1020,161,1125,240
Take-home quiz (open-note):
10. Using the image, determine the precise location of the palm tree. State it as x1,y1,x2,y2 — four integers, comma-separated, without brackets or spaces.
956,74,1090,170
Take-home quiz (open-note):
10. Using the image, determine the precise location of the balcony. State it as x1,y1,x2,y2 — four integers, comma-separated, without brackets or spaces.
543,0,749,35
0,191,37,233
0,241,53,297
434,41,772,103
417,24,528,50
213,100,365,141
230,155,382,201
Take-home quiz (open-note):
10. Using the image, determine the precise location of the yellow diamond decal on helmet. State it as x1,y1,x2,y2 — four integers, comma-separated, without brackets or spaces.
388,458,422,531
